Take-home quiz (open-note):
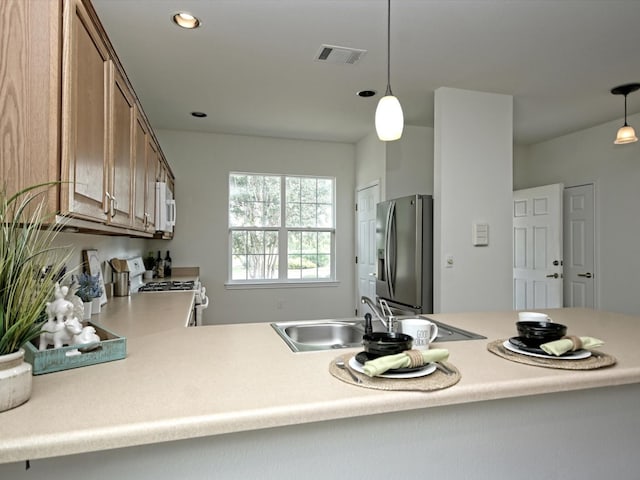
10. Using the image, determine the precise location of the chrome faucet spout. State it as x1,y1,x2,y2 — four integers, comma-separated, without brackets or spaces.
360,296,393,332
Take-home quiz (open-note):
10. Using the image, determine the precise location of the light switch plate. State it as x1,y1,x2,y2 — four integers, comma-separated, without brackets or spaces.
473,223,489,246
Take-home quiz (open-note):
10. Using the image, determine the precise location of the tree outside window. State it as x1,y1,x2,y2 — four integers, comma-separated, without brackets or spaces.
229,173,335,282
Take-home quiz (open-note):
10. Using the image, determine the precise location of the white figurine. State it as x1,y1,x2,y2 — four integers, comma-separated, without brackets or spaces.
39,283,99,350
45,284,74,324
39,315,83,350
73,325,100,345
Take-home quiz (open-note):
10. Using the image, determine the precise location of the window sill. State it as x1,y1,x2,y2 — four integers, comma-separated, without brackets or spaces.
225,281,340,290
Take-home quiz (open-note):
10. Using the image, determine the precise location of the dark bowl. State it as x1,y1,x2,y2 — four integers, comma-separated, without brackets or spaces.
362,332,413,357
516,321,567,347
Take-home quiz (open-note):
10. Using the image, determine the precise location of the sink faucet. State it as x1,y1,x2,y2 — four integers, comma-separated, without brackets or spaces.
360,296,395,333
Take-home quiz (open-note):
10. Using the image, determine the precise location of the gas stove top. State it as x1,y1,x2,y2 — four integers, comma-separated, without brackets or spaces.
138,280,196,292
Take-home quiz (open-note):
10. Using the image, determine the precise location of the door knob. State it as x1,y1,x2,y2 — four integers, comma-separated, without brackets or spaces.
577,272,592,278
546,273,559,279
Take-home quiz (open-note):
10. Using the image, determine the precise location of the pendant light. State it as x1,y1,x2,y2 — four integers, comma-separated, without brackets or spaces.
611,83,640,145
375,0,403,141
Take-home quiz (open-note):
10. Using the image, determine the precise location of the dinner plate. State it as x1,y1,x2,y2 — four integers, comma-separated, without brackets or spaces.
354,351,425,373
503,339,591,360
348,356,436,379
508,337,566,355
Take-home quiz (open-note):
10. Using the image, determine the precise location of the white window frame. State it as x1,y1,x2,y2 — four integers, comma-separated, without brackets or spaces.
226,172,337,287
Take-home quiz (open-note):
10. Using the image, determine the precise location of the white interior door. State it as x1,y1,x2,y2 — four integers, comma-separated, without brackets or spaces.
563,184,596,308
356,183,380,316
513,183,564,309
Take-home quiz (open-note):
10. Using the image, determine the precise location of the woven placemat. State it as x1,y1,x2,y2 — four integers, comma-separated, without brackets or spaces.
328,354,461,392
487,339,616,370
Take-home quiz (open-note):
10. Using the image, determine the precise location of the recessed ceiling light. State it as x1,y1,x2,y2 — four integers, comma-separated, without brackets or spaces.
191,112,207,118
172,12,201,29
357,90,377,98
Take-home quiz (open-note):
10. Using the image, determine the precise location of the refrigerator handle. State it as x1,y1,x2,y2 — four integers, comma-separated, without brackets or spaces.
385,201,396,298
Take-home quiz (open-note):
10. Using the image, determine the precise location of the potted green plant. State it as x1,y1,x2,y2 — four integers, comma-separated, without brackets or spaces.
75,272,102,318
0,184,72,412
143,251,155,279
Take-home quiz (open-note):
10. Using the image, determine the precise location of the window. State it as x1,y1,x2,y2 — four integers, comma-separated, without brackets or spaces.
229,173,335,283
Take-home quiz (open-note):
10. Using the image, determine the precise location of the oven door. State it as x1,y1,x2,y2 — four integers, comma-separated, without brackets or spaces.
193,288,209,326
187,306,196,327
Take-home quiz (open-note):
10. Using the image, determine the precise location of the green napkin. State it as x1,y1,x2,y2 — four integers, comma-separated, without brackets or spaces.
540,337,604,356
363,349,449,377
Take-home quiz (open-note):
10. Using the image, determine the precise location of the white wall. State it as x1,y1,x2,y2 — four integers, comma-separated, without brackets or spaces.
154,129,356,324
51,232,146,287
385,125,434,198
355,130,385,193
434,87,513,313
355,125,433,199
514,112,640,315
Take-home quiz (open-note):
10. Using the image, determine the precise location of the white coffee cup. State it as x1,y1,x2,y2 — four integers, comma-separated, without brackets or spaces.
518,311,551,322
398,318,439,350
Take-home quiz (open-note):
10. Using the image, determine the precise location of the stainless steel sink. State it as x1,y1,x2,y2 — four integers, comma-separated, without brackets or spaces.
271,317,485,352
271,320,365,352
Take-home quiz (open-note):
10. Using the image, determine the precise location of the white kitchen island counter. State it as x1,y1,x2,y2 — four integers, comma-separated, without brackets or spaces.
1,300,639,478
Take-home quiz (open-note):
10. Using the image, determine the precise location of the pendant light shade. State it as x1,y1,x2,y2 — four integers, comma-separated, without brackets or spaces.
376,94,404,141
615,125,638,145
611,83,640,145
376,0,403,141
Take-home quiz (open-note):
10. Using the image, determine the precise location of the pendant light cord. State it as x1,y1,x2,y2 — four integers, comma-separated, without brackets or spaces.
385,0,392,96
624,94,629,127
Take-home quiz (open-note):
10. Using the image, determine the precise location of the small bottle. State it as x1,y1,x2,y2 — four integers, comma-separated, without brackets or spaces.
164,251,172,277
155,250,165,278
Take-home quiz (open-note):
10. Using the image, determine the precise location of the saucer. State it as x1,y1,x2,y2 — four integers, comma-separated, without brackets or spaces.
349,356,436,379
503,339,591,360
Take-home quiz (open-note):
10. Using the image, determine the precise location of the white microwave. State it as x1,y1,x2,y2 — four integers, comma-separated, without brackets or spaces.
155,182,176,233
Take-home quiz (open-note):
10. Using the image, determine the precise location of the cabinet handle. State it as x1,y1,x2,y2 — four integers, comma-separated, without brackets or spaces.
577,272,592,278
546,273,559,279
104,192,111,216
143,212,148,229
111,196,117,218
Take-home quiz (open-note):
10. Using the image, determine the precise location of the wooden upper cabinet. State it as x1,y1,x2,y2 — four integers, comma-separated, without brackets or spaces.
133,110,149,231
108,66,134,227
3,0,174,236
61,0,109,222
145,138,160,233
0,0,61,210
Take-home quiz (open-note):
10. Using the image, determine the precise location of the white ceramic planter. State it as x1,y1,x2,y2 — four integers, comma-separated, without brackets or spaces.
91,297,101,315
0,349,33,412
83,301,92,319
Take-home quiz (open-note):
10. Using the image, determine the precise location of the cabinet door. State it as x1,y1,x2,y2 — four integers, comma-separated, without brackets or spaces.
0,0,61,210
145,138,159,232
109,66,134,227
61,0,109,221
133,110,148,231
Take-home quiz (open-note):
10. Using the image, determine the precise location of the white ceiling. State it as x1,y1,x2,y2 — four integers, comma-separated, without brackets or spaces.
92,0,640,145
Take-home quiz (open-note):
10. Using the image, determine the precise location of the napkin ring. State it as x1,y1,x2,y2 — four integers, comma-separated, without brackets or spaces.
405,349,425,368
562,335,583,351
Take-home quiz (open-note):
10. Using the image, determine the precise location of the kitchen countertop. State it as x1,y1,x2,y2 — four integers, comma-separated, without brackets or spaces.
1,299,639,464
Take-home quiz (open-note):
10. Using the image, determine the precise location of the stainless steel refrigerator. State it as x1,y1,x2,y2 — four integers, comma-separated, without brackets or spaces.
376,194,433,314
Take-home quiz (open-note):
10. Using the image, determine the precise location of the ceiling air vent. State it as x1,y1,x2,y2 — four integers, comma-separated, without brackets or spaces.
314,44,367,65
